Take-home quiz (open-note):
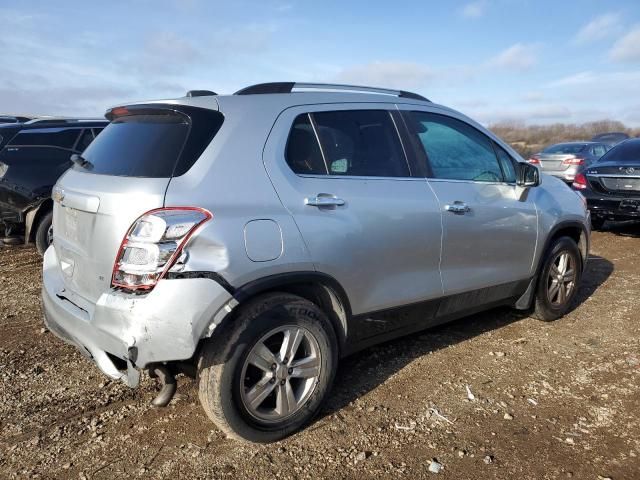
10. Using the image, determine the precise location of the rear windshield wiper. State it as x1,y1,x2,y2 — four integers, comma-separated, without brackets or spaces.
70,153,93,170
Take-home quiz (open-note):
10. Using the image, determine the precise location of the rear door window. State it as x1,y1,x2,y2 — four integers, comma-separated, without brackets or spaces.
312,110,410,177
81,106,223,177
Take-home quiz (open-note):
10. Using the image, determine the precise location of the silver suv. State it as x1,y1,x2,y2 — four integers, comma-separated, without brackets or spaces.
42,82,590,442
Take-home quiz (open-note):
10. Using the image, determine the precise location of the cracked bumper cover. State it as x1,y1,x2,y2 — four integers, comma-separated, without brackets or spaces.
41,246,234,387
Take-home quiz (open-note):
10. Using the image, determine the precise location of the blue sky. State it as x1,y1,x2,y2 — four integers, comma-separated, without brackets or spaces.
2,0,640,125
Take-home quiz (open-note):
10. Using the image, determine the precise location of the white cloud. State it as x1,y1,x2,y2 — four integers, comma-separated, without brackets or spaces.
335,61,436,90
522,91,545,102
460,1,487,19
609,25,640,63
488,43,538,71
573,13,622,45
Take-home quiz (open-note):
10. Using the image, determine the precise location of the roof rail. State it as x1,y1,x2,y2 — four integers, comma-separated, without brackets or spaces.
234,82,430,102
24,118,105,125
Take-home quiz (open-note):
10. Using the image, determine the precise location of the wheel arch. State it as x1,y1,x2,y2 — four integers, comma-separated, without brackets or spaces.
25,199,52,244
224,272,351,354
539,220,589,274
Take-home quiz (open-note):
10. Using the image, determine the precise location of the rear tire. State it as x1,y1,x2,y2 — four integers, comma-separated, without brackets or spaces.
35,211,53,256
198,293,338,443
533,236,582,322
591,216,605,231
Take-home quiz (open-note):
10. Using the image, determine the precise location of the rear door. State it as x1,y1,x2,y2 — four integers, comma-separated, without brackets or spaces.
263,104,443,323
400,108,537,301
52,105,224,304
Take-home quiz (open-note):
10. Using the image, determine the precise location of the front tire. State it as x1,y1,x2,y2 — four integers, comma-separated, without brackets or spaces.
198,293,338,443
533,236,582,321
35,211,53,256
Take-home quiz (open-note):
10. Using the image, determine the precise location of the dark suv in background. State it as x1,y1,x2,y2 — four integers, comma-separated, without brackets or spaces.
0,118,107,254
573,138,640,229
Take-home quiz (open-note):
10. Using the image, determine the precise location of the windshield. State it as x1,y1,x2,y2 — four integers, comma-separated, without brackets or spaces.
595,139,640,165
542,143,587,155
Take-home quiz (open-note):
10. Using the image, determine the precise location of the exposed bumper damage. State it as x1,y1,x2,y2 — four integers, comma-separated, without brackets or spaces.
41,245,234,388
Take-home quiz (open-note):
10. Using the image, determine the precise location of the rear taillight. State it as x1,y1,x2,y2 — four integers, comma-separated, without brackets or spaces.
528,156,540,165
563,157,585,166
111,207,212,291
572,173,588,190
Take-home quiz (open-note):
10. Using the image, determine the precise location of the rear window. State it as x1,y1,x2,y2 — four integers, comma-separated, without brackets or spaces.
596,139,640,164
542,143,587,154
80,106,223,177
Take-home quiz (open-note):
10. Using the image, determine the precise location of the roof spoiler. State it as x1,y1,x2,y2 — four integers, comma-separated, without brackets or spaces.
186,90,217,97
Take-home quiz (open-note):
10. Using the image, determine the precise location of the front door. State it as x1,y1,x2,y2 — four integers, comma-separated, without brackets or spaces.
401,109,537,298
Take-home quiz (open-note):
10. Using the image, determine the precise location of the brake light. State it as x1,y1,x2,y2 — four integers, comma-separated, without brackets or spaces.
572,173,588,190
528,156,540,165
563,157,585,166
111,207,212,291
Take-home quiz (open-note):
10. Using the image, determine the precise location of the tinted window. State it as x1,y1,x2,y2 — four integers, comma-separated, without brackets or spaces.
8,128,81,149
408,112,503,182
75,129,95,152
596,139,640,164
493,142,517,183
592,145,607,157
286,115,327,175
82,107,223,177
312,110,410,177
542,143,587,154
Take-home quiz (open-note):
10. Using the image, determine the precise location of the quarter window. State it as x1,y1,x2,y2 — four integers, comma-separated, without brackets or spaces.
285,110,411,178
285,115,327,175
492,142,517,183
592,145,607,157
408,112,504,182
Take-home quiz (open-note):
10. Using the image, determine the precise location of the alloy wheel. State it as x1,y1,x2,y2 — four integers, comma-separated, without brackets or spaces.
240,326,322,423
547,251,576,306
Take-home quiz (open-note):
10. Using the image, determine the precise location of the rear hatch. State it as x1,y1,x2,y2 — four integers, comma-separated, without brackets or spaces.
52,104,223,304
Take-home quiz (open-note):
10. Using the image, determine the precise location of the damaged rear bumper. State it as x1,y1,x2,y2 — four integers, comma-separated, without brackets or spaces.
41,246,233,387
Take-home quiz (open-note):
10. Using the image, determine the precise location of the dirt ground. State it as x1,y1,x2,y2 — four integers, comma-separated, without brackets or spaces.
1,224,639,480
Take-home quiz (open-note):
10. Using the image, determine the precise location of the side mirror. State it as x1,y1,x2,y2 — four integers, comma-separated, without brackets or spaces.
516,162,540,187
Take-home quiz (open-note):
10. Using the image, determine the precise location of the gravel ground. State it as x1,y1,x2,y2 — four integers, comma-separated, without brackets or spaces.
1,224,639,479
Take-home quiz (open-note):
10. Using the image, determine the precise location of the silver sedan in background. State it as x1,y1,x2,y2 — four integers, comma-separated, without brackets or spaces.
529,141,609,183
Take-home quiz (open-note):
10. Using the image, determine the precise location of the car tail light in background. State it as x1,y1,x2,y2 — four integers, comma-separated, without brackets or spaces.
572,173,588,190
528,156,540,165
112,207,212,291
563,157,585,166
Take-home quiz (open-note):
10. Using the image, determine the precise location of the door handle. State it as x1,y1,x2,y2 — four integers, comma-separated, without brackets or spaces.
304,194,345,207
444,201,470,214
